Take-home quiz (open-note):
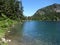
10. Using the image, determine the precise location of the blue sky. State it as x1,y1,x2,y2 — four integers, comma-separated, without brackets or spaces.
21,0,60,16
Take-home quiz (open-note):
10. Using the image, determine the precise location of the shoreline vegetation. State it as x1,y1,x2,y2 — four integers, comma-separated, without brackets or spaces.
0,15,24,45
0,17,18,45
0,0,24,45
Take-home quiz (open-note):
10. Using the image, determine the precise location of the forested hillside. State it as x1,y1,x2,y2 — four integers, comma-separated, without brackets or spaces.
32,3,60,21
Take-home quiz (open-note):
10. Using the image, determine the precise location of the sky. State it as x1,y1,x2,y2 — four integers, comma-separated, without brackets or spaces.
21,0,60,16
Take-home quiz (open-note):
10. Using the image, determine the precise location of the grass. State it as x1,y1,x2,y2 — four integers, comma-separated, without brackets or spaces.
0,42,8,45
0,18,18,37
0,18,18,45
0,13,20,45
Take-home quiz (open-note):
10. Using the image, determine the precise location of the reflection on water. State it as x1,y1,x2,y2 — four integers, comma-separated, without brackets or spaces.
7,21,60,45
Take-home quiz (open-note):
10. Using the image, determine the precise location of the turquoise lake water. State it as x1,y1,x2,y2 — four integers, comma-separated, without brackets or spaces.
8,21,60,45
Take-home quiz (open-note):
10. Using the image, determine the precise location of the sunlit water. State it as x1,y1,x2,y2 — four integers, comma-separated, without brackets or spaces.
7,21,60,45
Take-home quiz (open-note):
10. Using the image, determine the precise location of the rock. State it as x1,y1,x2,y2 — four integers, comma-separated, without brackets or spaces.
1,37,11,43
1,37,7,43
8,31,10,33
7,39,11,42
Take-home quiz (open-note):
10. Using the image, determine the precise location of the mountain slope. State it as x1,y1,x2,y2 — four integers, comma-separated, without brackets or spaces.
32,3,60,21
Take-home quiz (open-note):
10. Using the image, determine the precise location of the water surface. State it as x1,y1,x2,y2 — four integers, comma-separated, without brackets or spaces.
7,21,60,45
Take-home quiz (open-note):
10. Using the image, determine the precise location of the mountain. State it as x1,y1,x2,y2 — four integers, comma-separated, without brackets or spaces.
32,3,60,21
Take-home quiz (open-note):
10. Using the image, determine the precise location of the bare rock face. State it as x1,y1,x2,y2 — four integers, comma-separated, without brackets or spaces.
54,4,60,12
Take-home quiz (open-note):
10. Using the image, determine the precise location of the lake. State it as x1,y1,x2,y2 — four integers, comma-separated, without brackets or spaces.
7,21,60,45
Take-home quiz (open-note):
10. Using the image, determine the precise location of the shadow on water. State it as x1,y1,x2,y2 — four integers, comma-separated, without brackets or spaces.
6,21,60,45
